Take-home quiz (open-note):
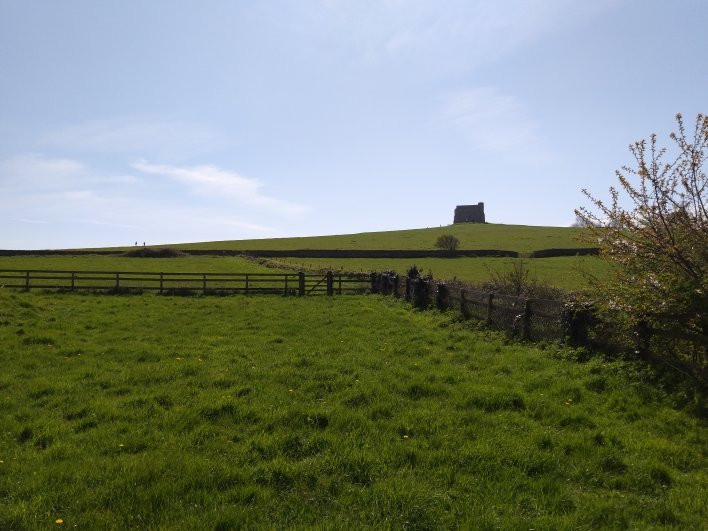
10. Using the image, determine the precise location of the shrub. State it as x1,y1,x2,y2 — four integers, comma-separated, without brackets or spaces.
122,247,187,258
576,113,707,366
435,234,460,253
483,259,565,299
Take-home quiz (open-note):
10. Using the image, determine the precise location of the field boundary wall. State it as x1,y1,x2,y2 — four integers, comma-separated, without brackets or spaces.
0,248,601,258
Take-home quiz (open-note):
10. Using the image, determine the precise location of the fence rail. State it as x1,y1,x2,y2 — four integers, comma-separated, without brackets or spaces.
0,269,370,296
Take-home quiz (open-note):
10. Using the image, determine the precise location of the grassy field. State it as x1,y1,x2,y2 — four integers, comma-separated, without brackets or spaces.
0,290,705,528
274,256,612,292
0,255,282,274
7,223,602,292
0,254,610,292
89,223,591,254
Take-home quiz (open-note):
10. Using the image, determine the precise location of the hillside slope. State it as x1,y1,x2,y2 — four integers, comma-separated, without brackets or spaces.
99,224,589,254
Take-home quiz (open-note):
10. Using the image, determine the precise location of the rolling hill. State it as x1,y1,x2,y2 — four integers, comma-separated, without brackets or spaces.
98,223,591,254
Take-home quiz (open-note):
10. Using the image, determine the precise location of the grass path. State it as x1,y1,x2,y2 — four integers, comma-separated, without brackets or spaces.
0,291,705,528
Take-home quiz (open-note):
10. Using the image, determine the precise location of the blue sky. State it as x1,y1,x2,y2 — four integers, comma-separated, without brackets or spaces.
1,0,706,249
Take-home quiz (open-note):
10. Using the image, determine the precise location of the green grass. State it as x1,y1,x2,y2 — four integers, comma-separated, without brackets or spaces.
0,256,293,293
0,253,613,292
9,223,602,291
89,223,591,253
1,290,705,528
0,255,281,274
275,256,613,292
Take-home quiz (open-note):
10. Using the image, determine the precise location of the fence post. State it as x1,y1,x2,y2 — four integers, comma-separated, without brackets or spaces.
436,283,449,310
522,299,532,340
245,274,250,293
486,293,494,325
298,272,305,296
412,278,429,309
326,271,333,296
71,272,76,291
459,289,470,319
25,271,30,290
338,274,342,295
563,303,592,347
159,273,164,295
634,319,650,360
203,274,207,294
115,272,120,290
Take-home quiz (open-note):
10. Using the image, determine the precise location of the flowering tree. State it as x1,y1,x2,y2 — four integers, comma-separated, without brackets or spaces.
576,113,707,365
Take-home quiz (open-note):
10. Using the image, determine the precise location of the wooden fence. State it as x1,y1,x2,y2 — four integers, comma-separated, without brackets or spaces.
368,272,565,341
0,269,370,296
369,272,706,373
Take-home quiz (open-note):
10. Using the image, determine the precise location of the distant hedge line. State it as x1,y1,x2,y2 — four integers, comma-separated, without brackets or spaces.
234,249,519,258
0,248,599,258
528,248,600,258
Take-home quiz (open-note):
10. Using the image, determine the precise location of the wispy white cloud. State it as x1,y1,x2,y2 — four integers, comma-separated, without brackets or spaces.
269,0,619,70
0,153,88,190
438,87,550,158
0,153,144,192
0,153,286,248
11,218,50,225
40,116,226,159
132,160,307,215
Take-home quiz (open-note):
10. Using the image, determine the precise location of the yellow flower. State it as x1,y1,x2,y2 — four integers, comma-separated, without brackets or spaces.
55,518,64,524
403,435,409,439
118,443,124,447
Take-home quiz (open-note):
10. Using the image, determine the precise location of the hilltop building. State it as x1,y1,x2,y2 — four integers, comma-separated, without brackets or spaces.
453,203,485,224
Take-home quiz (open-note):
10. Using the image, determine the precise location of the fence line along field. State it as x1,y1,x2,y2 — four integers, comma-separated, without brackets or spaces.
0,269,369,295
272,255,612,292
0,289,705,528
0,252,611,292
